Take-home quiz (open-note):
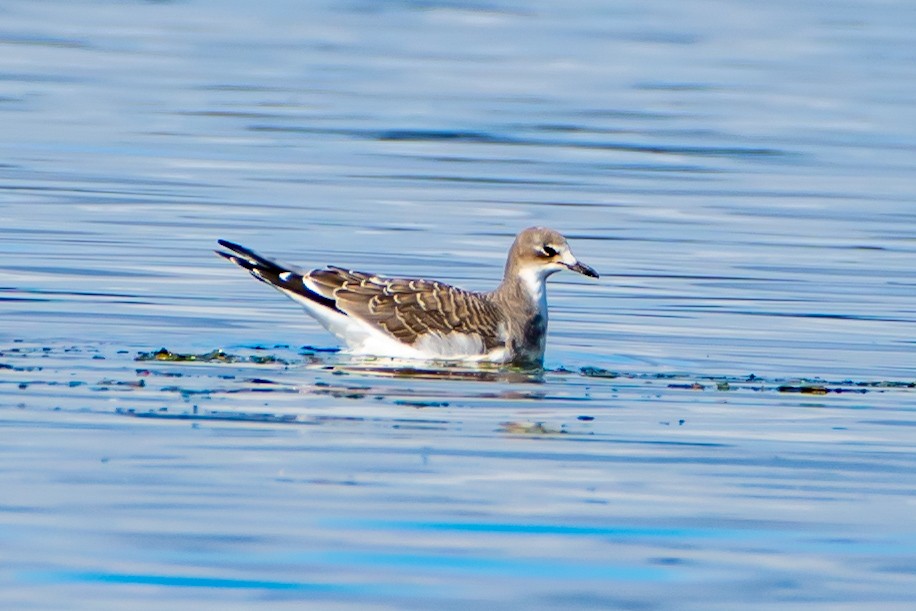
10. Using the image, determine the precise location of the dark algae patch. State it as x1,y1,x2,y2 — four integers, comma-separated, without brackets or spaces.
116,406,299,423
578,365,914,395
136,347,290,365
579,366,619,379
778,385,830,395
393,399,450,408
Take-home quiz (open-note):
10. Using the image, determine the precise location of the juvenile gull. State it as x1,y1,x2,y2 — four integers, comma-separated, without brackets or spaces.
215,227,598,367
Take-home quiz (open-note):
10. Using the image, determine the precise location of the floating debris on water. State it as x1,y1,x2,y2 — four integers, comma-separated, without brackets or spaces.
499,421,565,435
778,384,829,395
854,380,916,389
579,366,618,379
135,347,291,365
116,406,300,423
137,348,231,362
393,399,450,408
573,367,915,395
311,382,373,400
300,345,341,354
777,384,869,395
668,382,705,390
95,378,145,389
659,419,687,426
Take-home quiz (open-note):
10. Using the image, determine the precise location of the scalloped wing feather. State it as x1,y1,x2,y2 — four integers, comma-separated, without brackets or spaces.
304,268,506,351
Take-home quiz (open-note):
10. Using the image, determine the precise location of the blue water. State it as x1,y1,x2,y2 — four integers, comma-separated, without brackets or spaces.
2,1,915,609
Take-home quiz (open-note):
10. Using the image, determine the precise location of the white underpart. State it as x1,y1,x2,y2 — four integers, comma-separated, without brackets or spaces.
413,327,510,362
276,276,511,363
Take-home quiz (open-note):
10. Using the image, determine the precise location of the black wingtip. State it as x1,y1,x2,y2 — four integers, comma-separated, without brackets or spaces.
215,239,344,315
217,239,260,259
214,239,266,274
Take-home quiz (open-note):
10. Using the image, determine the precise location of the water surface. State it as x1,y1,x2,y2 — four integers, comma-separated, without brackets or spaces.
1,1,915,609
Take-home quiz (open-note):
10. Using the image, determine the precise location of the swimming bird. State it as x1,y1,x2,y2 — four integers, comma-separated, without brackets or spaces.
215,227,598,367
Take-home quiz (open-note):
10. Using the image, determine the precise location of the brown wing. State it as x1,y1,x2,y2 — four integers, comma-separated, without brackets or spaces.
305,266,506,349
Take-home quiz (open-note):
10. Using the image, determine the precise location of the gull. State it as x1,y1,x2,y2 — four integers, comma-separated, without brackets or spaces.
215,227,598,367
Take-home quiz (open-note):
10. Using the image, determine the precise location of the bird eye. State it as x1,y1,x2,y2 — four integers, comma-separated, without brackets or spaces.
540,245,558,257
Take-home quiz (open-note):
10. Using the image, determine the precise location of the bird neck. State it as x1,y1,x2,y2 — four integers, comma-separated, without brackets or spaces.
493,265,550,320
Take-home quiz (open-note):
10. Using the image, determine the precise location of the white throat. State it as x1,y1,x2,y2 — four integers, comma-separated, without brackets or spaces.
517,265,554,317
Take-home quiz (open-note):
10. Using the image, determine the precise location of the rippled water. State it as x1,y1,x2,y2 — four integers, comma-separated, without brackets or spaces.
2,1,915,609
